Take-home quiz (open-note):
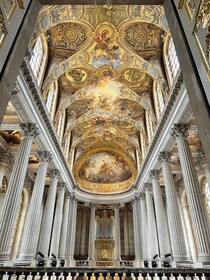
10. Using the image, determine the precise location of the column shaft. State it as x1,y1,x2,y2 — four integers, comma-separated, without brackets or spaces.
80,209,87,256
50,183,66,257
159,152,189,261
18,151,52,262
144,184,159,257
39,169,60,256
150,170,171,257
88,204,96,261
114,205,121,261
59,192,70,259
132,198,140,267
171,124,210,262
0,123,39,261
123,210,129,256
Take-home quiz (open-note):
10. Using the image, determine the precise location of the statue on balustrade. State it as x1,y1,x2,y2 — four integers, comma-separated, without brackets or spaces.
98,273,104,280
91,273,96,280
83,273,88,280
114,273,120,280
106,273,112,280
121,272,127,280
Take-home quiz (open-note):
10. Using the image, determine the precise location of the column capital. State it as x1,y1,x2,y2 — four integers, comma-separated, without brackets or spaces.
58,182,67,191
114,203,121,210
132,196,138,205
139,192,146,200
89,203,96,209
50,169,60,179
20,123,40,139
170,123,189,139
149,169,160,180
0,150,13,165
158,151,172,163
65,192,71,199
38,151,52,163
144,183,152,192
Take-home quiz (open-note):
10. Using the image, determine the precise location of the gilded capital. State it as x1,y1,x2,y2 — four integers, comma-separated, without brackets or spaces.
38,151,52,163
20,123,40,139
149,169,160,180
158,151,172,163
170,123,189,139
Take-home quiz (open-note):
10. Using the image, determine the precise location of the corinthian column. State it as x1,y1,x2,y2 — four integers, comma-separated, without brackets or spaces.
139,193,150,261
17,151,52,262
158,151,189,261
0,123,40,261
88,203,96,263
171,123,210,263
114,204,121,264
50,182,66,257
65,196,78,266
144,183,159,257
132,197,141,267
59,192,71,259
38,169,60,256
149,170,171,257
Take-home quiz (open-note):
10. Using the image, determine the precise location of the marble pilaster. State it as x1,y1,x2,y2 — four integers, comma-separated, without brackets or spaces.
114,204,121,263
88,203,96,262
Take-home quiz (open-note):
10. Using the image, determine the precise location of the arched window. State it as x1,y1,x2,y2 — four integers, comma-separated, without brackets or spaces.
57,110,66,142
145,111,154,143
157,84,165,113
164,36,180,87
202,179,210,219
30,35,47,86
46,81,58,120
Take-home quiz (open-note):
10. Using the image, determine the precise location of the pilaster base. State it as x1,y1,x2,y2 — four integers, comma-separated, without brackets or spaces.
89,260,96,267
193,262,203,268
198,253,210,264
14,253,35,266
133,258,144,268
0,252,10,262
113,260,120,267
173,255,191,262
66,258,76,267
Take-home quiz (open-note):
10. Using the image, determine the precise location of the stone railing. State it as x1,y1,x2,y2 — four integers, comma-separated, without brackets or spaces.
0,267,210,280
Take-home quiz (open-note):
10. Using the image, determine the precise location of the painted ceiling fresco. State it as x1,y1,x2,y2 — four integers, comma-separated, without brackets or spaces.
34,5,170,194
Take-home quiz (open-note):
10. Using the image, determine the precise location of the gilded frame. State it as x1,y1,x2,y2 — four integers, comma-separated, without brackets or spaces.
1,0,17,22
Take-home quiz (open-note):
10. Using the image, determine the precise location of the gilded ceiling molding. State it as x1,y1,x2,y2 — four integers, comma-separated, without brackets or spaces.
0,8,7,47
66,110,145,133
127,5,169,32
43,51,90,89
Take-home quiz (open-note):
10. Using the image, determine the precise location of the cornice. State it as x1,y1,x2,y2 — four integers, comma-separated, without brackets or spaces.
16,58,76,191
135,70,192,193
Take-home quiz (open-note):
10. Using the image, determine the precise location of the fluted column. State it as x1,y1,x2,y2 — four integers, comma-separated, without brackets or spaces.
39,169,60,256
171,123,210,262
144,183,159,257
88,203,96,262
114,204,121,263
0,123,40,261
123,209,129,256
59,192,71,259
65,196,74,262
68,197,77,266
50,182,66,257
18,151,52,262
150,170,171,257
132,197,141,267
158,151,189,261
0,151,12,188
80,209,87,256
139,193,150,260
